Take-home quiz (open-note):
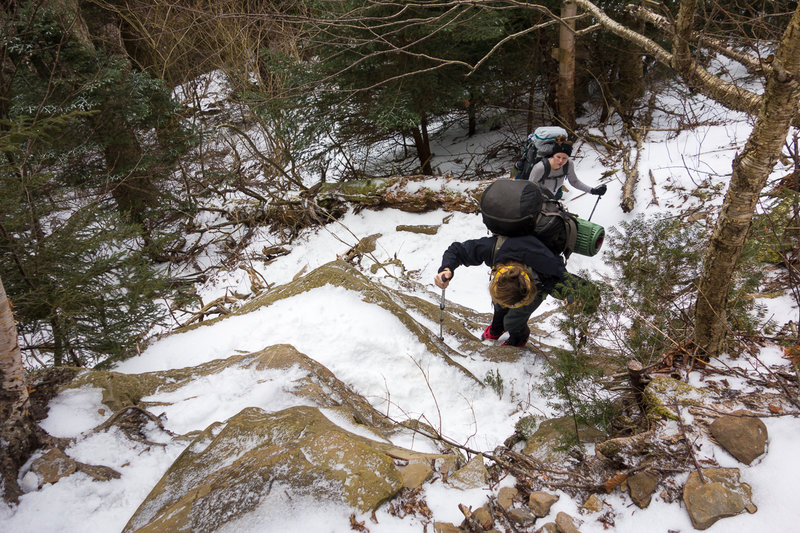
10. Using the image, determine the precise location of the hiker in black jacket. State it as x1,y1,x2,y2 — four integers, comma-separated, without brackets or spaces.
433,234,567,347
529,138,607,200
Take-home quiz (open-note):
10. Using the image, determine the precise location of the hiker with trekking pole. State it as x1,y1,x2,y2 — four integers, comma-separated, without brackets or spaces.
434,233,578,347
514,127,607,202
433,176,604,348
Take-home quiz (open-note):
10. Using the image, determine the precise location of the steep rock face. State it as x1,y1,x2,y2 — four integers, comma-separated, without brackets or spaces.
124,406,405,532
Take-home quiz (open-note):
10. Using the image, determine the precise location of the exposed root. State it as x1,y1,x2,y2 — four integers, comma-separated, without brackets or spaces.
92,405,176,447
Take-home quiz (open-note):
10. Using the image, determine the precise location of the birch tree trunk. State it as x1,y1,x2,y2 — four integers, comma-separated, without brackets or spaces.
0,275,37,503
557,1,577,130
694,5,800,356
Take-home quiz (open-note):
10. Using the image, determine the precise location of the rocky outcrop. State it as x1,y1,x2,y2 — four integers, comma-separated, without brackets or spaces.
70,344,402,435
240,260,483,383
123,405,452,532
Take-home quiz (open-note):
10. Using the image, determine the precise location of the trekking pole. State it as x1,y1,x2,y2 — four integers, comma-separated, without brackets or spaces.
588,195,601,221
439,288,446,340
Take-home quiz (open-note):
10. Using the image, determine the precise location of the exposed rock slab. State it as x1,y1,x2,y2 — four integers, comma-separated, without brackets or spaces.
70,344,399,435
124,405,410,532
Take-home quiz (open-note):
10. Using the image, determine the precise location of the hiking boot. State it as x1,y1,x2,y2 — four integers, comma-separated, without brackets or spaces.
481,325,504,340
503,333,529,347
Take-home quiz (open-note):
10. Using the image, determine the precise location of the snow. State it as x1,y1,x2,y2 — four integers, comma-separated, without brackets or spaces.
2,84,799,533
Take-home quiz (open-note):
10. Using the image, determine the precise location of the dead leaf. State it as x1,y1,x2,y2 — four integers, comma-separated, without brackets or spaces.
769,404,784,414
782,345,800,365
604,471,629,493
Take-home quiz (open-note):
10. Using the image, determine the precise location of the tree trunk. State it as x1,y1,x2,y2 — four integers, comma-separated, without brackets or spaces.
0,275,38,503
467,97,477,137
694,5,800,356
557,1,577,129
526,76,536,134
410,119,433,175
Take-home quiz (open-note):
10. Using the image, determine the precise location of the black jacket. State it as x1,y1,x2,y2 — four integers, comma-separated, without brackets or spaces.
438,235,567,293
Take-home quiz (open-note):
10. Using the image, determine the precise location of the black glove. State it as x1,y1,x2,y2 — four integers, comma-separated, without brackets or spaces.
590,184,607,196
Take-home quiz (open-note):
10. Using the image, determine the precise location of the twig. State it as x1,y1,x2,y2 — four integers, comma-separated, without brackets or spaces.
673,403,706,484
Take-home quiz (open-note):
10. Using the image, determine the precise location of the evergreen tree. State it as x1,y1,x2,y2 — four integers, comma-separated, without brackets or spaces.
302,1,509,175
0,1,192,367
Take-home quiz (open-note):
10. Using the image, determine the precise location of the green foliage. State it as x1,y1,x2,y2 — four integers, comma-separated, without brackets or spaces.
514,415,539,440
7,0,194,222
0,1,194,367
748,191,800,265
284,1,523,173
604,214,766,363
0,159,174,367
603,215,704,363
484,368,504,399
538,300,619,435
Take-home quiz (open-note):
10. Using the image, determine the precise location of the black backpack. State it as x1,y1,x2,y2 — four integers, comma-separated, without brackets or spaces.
480,179,578,259
514,126,569,181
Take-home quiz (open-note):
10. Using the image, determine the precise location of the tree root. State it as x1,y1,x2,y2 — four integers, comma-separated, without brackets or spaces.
92,405,176,447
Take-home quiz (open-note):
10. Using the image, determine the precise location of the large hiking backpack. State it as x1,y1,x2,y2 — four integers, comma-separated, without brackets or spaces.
480,180,605,258
513,126,569,181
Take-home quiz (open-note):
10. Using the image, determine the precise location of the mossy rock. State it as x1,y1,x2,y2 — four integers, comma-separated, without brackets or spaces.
522,416,605,464
68,371,166,413
643,376,707,420
318,177,397,203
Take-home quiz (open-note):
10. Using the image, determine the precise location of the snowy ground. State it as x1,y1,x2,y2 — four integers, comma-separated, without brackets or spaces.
2,84,799,532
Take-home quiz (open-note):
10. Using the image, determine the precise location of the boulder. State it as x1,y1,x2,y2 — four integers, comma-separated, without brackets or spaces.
472,505,494,529
508,507,536,526
448,454,489,490
643,376,706,420
123,406,406,532
682,468,757,530
581,493,604,513
555,511,582,533
497,486,519,510
522,417,604,463
399,462,433,489
627,470,659,508
709,413,768,465
434,522,463,533
528,490,560,517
